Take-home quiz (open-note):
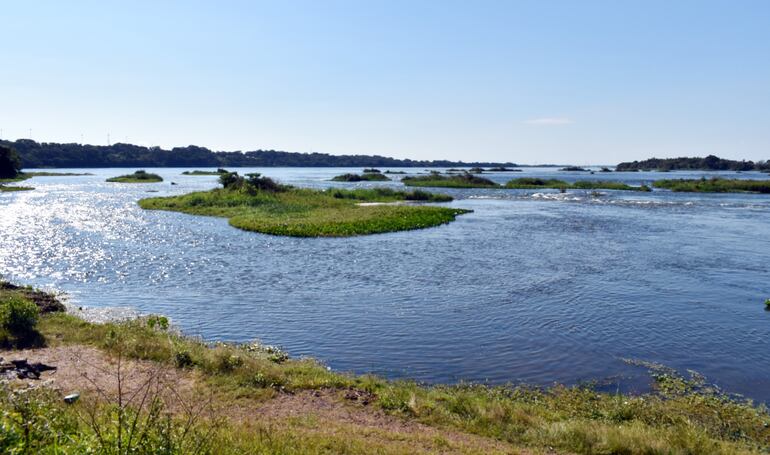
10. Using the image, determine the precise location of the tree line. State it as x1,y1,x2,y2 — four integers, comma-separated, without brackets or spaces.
616,155,770,172
2,139,516,169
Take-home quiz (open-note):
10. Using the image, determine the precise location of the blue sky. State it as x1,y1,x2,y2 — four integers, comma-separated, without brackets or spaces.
2,1,769,164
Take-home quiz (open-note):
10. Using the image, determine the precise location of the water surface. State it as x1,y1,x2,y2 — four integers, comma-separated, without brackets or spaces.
2,167,769,400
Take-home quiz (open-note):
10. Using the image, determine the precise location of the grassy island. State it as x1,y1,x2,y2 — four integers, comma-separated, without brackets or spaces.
0,172,91,184
140,172,467,237
0,185,34,192
106,170,164,183
653,178,770,193
182,168,229,176
560,166,589,172
505,178,651,192
402,172,498,188
331,172,391,182
2,282,770,454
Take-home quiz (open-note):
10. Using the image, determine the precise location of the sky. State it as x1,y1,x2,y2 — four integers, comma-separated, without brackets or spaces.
1,1,769,164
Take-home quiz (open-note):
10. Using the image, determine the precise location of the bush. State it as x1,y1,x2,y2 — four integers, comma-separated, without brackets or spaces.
0,295,39,333
0,145,22,179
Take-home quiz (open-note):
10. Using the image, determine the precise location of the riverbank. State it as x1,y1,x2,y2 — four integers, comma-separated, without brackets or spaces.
1,282,768,454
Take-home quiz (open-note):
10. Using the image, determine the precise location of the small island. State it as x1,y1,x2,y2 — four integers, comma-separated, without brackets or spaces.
487,167,521,172
653,178,770,193
505,178,651,192
402,172,498,188
331,172,390,182
182,168,229,176
140,172,468,237
106,170,164,183
559,166,589,172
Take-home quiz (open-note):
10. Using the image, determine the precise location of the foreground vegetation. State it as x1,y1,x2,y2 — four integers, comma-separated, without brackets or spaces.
653,178,770,193
106,170,164,183
1,282,769,454
506,178,652,192
140,172,467,237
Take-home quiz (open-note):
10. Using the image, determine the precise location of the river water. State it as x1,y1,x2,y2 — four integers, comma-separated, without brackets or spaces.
2,167,769,400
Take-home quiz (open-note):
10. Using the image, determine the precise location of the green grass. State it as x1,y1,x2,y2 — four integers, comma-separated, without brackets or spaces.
27,313,770,454
0,185,33,192
653,177,770,193
505,178,651,192
402,173,499,188
107,170,164,183
331,173,391,182
139,186,468,237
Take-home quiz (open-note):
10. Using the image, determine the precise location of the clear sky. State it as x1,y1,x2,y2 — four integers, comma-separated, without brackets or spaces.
2,1,769,164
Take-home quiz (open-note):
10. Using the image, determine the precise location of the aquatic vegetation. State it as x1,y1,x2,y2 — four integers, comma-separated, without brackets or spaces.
402,172,499,188
504,177,569,189
140,172,467,237
331,172,390,182
182,168,229,175
505,178,651,191
765,299,770,309
106,170,163,183
325,187,452,203
653,177,770,193
571,181,652,191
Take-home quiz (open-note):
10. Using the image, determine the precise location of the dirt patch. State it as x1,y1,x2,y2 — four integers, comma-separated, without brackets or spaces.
0,346,196,405
0,346,530,454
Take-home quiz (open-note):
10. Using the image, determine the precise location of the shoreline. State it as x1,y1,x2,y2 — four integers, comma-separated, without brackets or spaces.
2,281,769,453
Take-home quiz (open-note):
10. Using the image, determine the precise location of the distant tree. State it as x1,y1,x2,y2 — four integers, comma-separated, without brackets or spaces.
0,144,22,178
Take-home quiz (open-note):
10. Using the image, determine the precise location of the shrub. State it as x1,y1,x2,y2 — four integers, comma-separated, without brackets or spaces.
0,295,39,333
